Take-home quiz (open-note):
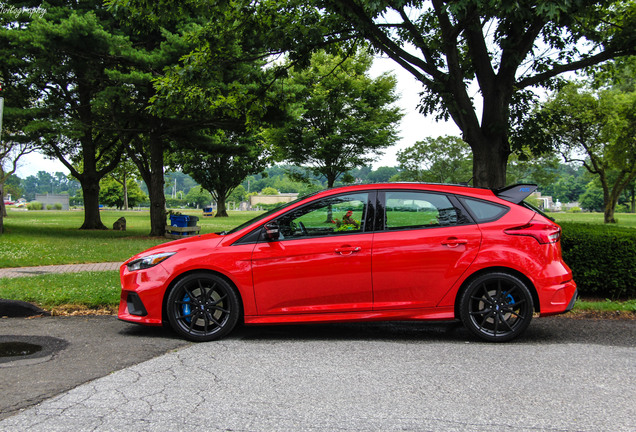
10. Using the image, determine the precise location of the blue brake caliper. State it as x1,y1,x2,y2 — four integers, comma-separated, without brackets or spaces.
504,292,515,305
182,294,191,323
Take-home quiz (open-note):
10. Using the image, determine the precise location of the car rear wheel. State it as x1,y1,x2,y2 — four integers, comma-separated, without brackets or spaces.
166,273,240,342
460,272,534,342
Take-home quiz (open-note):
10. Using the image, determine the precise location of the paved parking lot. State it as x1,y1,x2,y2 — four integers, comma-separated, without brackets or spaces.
0,316,634,431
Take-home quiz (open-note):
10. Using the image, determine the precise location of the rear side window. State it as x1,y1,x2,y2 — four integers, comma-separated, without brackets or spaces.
459,197,509,223
384,191,467,230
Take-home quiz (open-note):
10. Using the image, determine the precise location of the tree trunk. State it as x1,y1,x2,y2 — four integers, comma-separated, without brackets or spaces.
148,132,166,236
80,180,107,230
123,171,129,211
215,194,228,217
0,183,4,235
470,136,509,189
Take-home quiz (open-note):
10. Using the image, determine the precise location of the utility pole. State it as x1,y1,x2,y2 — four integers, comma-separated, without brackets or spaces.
0,95,4,143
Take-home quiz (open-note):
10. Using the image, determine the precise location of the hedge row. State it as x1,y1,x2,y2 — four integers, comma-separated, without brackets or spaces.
559,222,636,299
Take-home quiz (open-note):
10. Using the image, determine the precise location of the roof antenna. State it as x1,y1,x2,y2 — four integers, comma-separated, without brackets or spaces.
459,177,473,187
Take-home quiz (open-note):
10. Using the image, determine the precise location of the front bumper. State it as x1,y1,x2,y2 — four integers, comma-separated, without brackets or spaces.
117,264,170,326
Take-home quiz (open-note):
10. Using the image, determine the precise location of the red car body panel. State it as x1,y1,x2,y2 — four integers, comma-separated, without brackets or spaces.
118,183,576,336
371,224,481,310
251,233,374,314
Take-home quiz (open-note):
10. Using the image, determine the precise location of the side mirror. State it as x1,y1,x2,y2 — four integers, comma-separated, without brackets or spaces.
263,222,280,241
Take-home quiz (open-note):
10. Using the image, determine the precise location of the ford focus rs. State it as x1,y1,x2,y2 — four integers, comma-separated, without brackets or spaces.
119,183,577,342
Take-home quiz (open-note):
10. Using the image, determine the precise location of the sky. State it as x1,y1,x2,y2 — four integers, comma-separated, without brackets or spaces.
13,55,461,179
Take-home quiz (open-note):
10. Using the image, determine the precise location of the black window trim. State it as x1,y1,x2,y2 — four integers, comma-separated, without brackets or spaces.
456,195,510,223
234,190,378,245
376,189,475,232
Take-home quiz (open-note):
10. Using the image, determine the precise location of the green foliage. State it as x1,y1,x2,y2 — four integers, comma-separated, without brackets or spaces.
560,222,636,299
185,186,212,208
99,177,147,209
1,1,134,229
261,187,279,195
271,49,402,188
165,198,187,209
26,201,42,210
579,181,604,212
177,130,273,217
227,185,247,203
45,204,54,210
312,0,636,187
18,171,80,201
517,79,636,222
396,136,472,183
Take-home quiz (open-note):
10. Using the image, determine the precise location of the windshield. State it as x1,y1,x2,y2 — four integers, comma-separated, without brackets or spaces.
223,193,316,235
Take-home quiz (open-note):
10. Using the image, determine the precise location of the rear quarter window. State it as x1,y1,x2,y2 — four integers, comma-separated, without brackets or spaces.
459,197,509,223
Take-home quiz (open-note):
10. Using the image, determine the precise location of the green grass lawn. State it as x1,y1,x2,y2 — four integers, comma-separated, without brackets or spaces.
0,209,262,268
0,271,120,312
551,211,636,228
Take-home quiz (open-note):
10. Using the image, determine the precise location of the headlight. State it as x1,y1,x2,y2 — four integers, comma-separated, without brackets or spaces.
126,252,176,271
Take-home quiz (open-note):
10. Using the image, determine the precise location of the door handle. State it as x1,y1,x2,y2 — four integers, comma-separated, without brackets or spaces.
441,238,468,248
335,246,362,255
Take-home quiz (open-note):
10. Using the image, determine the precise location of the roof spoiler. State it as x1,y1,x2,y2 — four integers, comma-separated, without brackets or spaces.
494,184,538,204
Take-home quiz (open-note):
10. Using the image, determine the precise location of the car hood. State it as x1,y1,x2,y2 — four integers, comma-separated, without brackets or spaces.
125,233,224,264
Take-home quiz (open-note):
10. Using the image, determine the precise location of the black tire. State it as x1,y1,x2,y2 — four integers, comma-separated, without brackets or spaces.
166,272,240,342
459,272,534,342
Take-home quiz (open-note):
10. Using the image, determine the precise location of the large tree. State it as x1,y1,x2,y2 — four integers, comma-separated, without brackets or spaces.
110,0,291,233
317,0,636,188
177,131,272,217
2,2,132,229
271,50,401,188
524,83,636,223
396,136,472,184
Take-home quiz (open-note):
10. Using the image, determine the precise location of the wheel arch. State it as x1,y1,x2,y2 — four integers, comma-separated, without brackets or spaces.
161,268,245,326
453,266,540,319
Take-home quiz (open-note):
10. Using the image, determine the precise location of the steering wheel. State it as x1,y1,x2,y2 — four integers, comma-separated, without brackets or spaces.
298,221,308,236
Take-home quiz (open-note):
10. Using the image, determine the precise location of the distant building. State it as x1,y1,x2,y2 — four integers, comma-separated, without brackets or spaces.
34,193,70,210
249,193,298,208
531,191,555,211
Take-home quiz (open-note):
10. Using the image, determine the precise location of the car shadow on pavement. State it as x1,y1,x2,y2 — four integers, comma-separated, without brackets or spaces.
230,317,635,347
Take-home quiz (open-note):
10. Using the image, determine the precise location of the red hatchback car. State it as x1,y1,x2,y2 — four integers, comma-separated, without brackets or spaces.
119,183,577,342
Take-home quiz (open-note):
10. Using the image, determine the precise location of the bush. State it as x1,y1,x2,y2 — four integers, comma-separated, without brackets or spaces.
27,201,43,210
46,204,54,210
568,206,582,213
560,222,636,299
54,203,63,210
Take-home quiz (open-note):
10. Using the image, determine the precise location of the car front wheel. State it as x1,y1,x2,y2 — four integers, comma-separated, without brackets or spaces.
166,273,240,342
460,272,534,342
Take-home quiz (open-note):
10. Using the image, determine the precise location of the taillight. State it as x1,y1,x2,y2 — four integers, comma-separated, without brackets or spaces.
504,221,561,244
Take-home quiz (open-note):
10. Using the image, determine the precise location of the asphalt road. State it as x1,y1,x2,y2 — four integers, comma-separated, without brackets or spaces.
0,316,634,431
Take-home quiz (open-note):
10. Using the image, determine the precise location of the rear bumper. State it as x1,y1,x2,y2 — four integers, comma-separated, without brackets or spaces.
539,280,578,316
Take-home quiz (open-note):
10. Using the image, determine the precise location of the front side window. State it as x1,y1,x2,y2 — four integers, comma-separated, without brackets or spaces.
276,192,369,239
383,191,467,230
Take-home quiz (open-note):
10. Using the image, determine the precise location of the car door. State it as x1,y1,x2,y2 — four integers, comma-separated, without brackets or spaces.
251,191,374,315
372,190,481,310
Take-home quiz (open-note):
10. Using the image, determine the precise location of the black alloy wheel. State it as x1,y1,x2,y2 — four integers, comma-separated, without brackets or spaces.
460,272,534,342
166,273,240,342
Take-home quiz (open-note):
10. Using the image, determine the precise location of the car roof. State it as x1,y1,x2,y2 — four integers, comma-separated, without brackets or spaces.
311,182,497,200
